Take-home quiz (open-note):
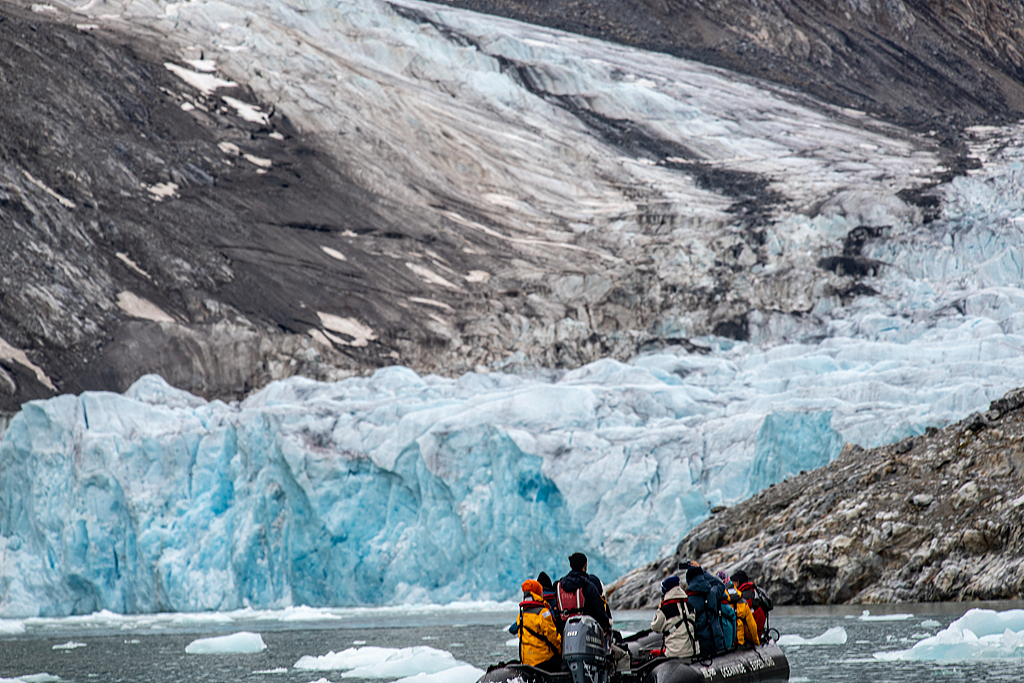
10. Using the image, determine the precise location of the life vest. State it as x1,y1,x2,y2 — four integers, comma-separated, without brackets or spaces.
557,582,585,619
518,597,561,666
659,598,692,635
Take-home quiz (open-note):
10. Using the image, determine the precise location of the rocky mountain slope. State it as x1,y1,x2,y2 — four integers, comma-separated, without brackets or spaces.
1,0,978,413
436,0,1024,137
608,387,1024,607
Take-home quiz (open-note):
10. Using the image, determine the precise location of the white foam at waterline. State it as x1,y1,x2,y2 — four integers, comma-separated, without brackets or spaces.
873,608,1024,661
252,668,289,674
18,676,61,683
393,663,484,683
778,626,848,646
185,631,266,654
0,619,26,634
294,645,468,677
859,610,914,621
16,602,518,633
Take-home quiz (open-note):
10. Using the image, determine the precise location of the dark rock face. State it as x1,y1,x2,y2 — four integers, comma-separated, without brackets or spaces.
0,2,535,410
434,0,1024,136
608,388,1024,608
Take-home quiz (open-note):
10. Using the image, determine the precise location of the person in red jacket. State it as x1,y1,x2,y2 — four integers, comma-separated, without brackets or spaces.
731,570,767,642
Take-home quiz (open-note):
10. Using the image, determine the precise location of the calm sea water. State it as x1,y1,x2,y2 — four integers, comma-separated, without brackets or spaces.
1,601,1022,683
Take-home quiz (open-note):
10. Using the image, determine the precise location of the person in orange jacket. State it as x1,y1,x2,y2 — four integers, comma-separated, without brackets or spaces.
512,579,562,670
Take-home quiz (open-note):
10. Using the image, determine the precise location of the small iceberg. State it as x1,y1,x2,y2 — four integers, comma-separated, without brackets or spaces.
778,626,848,646
874,608,1024,661
294,645,482,679
858,610,914,621
185,632,267,654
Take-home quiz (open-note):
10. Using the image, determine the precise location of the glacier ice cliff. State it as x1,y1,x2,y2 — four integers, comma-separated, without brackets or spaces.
3,285,1024,615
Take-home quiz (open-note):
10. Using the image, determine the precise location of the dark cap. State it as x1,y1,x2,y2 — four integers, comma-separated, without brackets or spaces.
661,575,681,594
731,570,749,585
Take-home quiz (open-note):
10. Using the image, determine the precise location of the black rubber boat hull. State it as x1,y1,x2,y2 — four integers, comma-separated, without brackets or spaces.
477,642,789,683
642,643,789,683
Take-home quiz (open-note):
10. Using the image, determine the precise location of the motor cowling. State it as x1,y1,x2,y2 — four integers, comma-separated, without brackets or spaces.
561,615,611,683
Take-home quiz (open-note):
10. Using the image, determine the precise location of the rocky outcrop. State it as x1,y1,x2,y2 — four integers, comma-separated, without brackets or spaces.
608,388,1024,608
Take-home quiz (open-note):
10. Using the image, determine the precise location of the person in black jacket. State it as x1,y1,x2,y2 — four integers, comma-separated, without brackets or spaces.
556,552,610,632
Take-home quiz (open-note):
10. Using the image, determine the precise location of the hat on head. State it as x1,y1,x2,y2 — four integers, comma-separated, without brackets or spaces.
537,572,552,589
522,579,543,596
685,565,702,582
661,575,681,594
731,570,749,585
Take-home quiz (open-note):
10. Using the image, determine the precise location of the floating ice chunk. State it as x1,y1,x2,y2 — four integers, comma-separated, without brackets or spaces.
52,641,87,650
392,663,484,683
185,631,267,654
294,646,470,678
919,619,942,628
874,609,1024,661
859,610,915,621
19,676,60,683
778,626,848,646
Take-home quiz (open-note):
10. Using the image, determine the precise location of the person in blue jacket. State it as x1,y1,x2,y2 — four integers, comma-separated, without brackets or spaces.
683,561,726,656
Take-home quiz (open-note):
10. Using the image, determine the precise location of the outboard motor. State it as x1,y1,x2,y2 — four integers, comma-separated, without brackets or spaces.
561,615,611,683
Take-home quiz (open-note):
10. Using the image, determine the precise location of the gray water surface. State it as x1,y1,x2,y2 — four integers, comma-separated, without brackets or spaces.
1,602,1022,683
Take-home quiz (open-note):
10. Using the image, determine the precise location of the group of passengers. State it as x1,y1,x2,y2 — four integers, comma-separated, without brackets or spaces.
512,553,773,671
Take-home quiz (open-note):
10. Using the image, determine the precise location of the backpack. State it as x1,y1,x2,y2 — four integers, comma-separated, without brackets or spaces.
754,586,774,612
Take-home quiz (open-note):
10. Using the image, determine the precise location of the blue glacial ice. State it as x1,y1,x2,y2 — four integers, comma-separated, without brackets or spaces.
874,609,1024,661
2,292,1024,616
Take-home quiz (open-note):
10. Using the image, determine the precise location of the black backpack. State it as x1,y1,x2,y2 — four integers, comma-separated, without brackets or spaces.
754,586,774,613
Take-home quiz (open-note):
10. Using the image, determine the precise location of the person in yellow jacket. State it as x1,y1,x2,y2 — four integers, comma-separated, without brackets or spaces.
724,572,760,646
513,579,562,670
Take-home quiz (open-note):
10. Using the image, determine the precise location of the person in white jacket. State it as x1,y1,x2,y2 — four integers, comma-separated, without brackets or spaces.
650,575,699,659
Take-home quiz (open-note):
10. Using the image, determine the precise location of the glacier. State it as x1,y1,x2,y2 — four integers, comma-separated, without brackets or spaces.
2,0,1024,617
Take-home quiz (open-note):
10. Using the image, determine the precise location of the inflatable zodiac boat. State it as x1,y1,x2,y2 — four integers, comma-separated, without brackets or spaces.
478,615,789,683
